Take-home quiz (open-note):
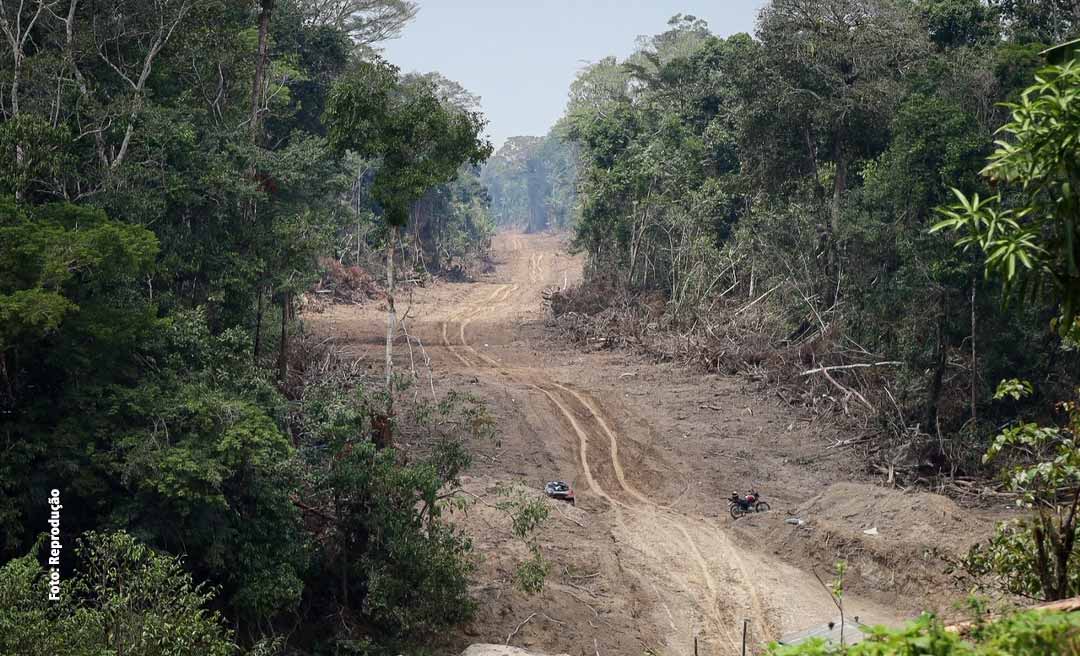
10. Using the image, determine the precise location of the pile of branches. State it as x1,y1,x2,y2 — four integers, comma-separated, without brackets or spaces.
307,257,386,311
547,275,983,482
545,274,666,350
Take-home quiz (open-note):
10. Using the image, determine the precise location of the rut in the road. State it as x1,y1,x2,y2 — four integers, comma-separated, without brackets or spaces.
436,266,773,655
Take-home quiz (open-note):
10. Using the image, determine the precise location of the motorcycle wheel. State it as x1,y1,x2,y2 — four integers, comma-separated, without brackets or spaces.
755,501,771,513
729,504,743,520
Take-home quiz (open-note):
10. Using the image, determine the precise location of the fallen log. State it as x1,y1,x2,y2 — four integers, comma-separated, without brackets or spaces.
799,361,904,376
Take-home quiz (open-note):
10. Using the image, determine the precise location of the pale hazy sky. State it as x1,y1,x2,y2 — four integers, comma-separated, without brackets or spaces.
381,1,767,149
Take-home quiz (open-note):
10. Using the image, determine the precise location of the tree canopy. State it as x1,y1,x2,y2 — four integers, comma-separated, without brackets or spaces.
0,0,497,653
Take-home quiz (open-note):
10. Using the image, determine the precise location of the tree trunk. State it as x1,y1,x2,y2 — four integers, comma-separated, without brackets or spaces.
829,136,847,283
1055,491,1080,599
925,294,947,435
9,56,19,118
336,491,348,607
354,161,364,265
0,350,13,404
831,145,846,235
433,196,443,272
1034,517,1056,600
412,201,426,274
277,291,290,383
9,54,21,199
805,127,823,199
825,136,847,302
62,0,109,171
251,0,273,370
254,288,264,360
970,277,977,424
385,225,396,409
250,0,274,141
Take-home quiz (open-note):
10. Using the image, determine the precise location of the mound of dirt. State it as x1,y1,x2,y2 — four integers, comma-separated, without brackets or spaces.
460,646,569,656
800,482,979,541
764,482,996,614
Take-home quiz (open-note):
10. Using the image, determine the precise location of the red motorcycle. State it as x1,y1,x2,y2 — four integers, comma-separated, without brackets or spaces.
728,489,770,519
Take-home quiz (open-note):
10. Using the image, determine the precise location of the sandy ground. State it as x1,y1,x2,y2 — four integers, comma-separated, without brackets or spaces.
307,233,1011,656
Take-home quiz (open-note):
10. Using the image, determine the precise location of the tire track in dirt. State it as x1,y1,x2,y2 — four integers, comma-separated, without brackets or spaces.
530,385,617,506
530,376,765,648
313,233,904,653
539,382,749,651
437,244,769,655
460,284,518,348
440,284,511,368
570,385,772,644
528,253,545,283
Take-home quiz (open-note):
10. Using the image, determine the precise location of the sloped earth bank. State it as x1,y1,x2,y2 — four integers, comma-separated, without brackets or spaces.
307,233,1014,656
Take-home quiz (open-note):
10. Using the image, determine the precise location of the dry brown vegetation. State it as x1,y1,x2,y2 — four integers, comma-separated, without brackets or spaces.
546,278,1022,494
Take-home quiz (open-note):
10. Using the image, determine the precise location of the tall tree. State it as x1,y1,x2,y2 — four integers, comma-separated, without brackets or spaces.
302,0,417,50
992,0,1080,43
327,59,491,409
754,0,929,259
935,60,1080,341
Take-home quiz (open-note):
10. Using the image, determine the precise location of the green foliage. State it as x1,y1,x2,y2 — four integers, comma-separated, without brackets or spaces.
994,43,1048,100
922,0,994,49
327,59,492,226
979,606,1080,654
938,61,1080,593
513,548,551,596
413,166,496,273
559,5,1079,477
44,308,309,621
0,531,236,656
495,485,552,595
769,615,970,656
766,609,1080,655
934,61,1080,341
0,200,158,348
497,487,551,541
0,200,160,552
0,115,73,199
292,374,483,649
991,0,1080,44
324,437,477,641
325,58,401,162
351,446,475,627
830,560,847,602
993,378,1034,401
964,518,1078,599
963,382,1080,600
0,0,493,653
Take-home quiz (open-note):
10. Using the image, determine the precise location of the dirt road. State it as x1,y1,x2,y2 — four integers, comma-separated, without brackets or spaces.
310,233,991,655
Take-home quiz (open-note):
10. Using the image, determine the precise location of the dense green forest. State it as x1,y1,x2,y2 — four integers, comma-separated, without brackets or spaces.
553,2,1080,477
0,1,495,653
2,0,1079,654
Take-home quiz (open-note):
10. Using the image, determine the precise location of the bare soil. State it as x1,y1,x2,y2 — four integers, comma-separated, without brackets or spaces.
306,233,1017,656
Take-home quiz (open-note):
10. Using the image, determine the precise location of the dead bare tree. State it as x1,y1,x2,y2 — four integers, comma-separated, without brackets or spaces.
91,0,192,171
51,0,111,174
301,0,417,48
250,0,273,141
0,0,59,116
0,0,59,190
